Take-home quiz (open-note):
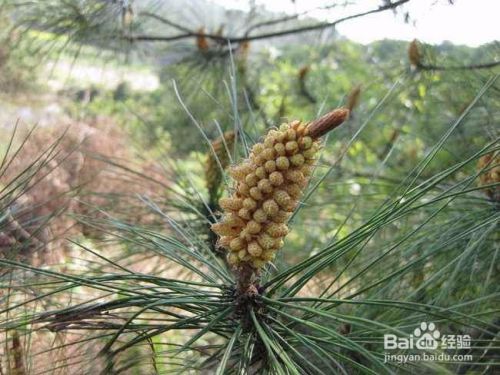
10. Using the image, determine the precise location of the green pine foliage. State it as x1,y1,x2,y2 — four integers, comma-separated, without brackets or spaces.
1,74,498,373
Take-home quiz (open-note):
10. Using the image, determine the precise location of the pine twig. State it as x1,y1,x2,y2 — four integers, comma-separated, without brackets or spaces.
417,60,500,71
127,0,411,44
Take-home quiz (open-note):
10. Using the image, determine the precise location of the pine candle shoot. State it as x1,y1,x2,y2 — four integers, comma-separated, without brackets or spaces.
212,108,349,270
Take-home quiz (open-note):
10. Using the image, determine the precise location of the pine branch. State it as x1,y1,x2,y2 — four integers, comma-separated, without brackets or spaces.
127,0,411,44
138,11,192,33
417,60,500,71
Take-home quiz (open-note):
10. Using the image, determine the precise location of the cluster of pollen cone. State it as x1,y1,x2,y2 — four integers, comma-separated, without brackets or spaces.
212,108,349,270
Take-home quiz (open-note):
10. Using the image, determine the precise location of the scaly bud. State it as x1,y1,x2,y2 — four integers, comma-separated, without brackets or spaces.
477,153,500,202
346,85,362,113
197,27,209,51
408,39,421,67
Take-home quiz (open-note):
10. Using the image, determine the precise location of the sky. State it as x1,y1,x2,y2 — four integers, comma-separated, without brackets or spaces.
211,0,500,46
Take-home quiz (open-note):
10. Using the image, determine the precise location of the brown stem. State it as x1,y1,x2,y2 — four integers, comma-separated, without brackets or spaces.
236,262,257,295
11,331,26,375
